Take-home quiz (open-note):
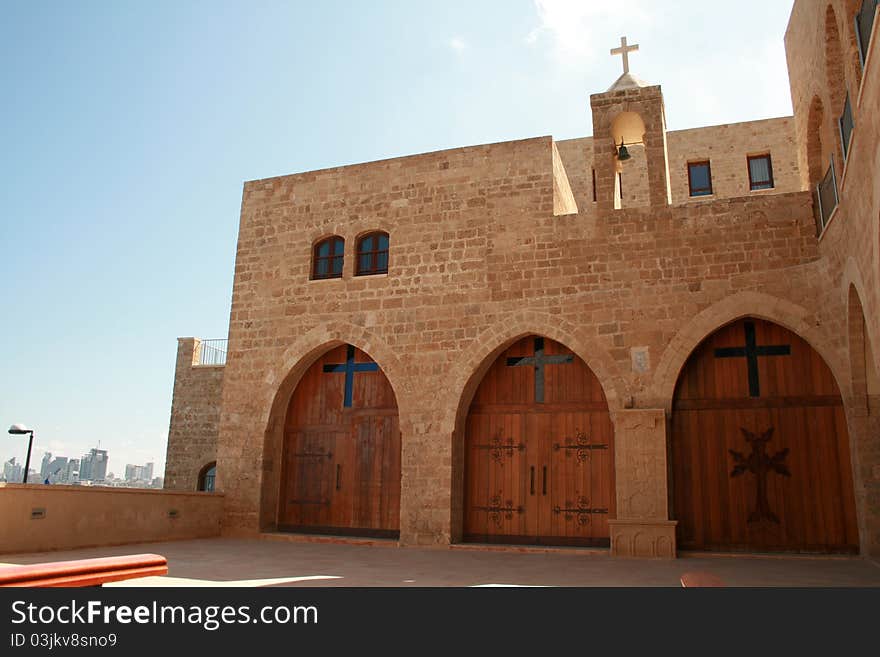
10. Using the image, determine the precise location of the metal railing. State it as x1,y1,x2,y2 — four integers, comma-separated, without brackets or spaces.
197,339,228,366
856,0,878,67
816,159,839,234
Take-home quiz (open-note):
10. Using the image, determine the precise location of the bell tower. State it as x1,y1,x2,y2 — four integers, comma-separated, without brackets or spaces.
591,37,672,212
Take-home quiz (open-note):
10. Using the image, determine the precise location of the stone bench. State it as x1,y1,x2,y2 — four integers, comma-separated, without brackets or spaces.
0,554,168,587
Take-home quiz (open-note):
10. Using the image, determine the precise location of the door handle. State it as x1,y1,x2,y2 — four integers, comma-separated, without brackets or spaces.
336,464,342,491
542,466,547,496
530,466,535,495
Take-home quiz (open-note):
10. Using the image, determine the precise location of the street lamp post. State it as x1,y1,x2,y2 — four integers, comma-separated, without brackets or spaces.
8,424,35,484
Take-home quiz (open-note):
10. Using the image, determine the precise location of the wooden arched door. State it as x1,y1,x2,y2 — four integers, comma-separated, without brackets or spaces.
279,344,401,538
671,318,859,553
463,336,615,547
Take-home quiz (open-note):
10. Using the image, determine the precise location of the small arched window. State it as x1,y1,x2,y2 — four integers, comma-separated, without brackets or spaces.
198,462,216,492
356,231,389,276
313,236,345,280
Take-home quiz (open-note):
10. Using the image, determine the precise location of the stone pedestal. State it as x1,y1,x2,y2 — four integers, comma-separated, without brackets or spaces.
610,520,677,558
611,409,677,558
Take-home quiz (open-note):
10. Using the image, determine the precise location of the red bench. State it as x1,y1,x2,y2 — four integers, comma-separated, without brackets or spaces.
0,554,168,588
680,571,725,587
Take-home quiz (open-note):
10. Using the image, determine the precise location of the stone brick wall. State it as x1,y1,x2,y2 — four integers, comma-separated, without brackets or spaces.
164,338,224,491
213,126,837,550
554,117,802,211
0,484,223,554
167,0,880,557
786,0,880,555
666,118,803,202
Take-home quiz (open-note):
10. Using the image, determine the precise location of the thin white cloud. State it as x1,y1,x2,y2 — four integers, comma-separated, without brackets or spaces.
526,0,652,63
449,36,467,54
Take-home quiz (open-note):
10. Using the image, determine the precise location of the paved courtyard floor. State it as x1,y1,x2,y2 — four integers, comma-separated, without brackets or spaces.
3,537,880,587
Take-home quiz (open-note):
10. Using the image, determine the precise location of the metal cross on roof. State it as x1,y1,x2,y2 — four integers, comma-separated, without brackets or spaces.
611,36,639,75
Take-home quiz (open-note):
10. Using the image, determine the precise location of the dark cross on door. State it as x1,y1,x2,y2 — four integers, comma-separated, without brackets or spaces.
506,337,573,403
714,321,791,397
322,344,379,408
729,427,791,524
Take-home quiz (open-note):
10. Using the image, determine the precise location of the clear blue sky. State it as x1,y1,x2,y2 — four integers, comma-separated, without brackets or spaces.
0,0,795,477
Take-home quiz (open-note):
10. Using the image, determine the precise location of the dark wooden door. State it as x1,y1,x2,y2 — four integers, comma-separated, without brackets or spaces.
279,344,401,538
671,318,859,553
464,336,614,547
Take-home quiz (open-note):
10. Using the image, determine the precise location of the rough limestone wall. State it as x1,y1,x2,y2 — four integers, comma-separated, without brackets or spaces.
164,338,223,491
786,0,880,556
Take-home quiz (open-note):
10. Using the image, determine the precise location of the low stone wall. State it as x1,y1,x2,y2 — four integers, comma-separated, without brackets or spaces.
0,484,223,554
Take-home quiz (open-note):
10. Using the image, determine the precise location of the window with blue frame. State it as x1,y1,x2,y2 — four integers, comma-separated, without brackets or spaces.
688,161,713,197
356,231,389,276
748,154,775,191
312,236,345,279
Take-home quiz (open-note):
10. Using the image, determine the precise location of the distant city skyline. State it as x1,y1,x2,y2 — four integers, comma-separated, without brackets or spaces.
1,442,161,489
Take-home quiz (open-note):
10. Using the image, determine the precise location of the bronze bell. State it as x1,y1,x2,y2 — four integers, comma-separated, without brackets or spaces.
617,138,631,161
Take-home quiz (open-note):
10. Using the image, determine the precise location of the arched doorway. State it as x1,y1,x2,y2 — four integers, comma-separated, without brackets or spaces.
278,343,401,538
198,462,216,492
671,317,859,553
463,335,615,547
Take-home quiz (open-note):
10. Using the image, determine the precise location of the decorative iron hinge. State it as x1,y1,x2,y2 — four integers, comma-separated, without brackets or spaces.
553,497,608,525
473,494,524,527
553,431,608,463
474,437,525,465
293,451,333,460
288,499,330,506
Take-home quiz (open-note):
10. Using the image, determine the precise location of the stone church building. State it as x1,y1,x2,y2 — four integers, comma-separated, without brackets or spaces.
165,0,880,558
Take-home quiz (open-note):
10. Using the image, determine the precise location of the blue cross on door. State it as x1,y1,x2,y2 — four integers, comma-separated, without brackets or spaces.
322,345,379,408
506,337,573,403
714,321,791,398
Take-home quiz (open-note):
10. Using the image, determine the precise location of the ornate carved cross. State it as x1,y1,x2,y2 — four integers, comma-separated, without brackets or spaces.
729,427,790,524
611,36,639,75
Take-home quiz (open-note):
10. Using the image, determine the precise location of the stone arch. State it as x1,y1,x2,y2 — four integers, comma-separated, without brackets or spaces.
807,95,826,190
848,284,869,411
257,323,407,531
843,0,864,90
448,312,629,426
651,291,848,413
825,4,847,175
197,461,217,492
845,262,880,401
669,315,860,553
446,311,628,542
609,110,650,209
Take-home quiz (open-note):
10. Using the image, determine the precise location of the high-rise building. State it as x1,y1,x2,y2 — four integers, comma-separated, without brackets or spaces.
64,458,79,484
3,458,23,483
80,448,108,482
39,452,53,482
45,456,69,484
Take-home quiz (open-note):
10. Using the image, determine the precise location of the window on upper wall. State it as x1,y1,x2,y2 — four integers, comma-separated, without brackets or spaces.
856,0,878,67
839,92,854,162
688,161,713,197
313,236,345,280
748,154,775,191
816,157,839,234
356,231,389,276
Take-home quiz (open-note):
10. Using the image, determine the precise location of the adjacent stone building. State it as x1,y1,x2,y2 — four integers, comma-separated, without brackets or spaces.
166,0,880,558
